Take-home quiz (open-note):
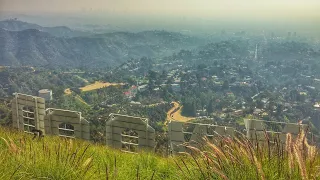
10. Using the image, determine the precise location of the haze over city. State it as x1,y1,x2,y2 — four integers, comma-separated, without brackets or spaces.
1,0,320,179
1,0,319,35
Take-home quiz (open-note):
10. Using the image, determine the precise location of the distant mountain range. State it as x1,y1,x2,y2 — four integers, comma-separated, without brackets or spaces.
0,19,89,37
0,20,204,69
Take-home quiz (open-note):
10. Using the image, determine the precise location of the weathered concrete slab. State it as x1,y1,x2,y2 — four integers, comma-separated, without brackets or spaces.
11,93,90,141
244,119,308,143
44,108,90,141
106,113,155,152
11,93,46,134
168,121,235,153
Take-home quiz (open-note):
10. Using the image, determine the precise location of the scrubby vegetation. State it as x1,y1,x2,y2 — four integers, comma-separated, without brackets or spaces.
1,19,320,179
176,132,320,180
0,127,177,180
0,126,319,179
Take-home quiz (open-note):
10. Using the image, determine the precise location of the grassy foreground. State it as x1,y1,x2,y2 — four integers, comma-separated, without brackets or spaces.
0,126,319,180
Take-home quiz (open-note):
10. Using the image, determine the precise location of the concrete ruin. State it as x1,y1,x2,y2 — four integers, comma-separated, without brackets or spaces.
11,93,90,140
11,93,46,134
168,121,235,153
11,93,318,152
244,119,308,143
106,113,155,153
44,108,90,140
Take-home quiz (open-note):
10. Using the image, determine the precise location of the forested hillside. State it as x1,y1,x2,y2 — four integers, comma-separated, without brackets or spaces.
0,27,203,69
0,19,88,37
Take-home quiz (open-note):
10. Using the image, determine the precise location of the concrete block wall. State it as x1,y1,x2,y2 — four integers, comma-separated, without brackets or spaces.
11,93,315,153
244,119,308,143
106,113,155,152
11,93,46,134
168,121,235,153
11,93,90,141
44,108,90,141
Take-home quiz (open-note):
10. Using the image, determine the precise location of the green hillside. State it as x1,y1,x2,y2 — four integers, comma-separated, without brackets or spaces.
0,126,319,180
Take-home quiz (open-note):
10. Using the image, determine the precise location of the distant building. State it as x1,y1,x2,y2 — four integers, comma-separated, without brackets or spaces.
253,109,262,116
232,109,243,116
124,91,133,99
153,87,160,91
138,84,148,92
38,89,52,101
196,109,207,117
130,101,141,105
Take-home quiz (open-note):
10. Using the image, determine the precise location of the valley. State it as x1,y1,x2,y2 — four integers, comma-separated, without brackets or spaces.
1,0,320,178
0,3,320,178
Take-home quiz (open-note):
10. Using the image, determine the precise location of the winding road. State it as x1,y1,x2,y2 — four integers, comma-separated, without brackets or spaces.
166,102,194,124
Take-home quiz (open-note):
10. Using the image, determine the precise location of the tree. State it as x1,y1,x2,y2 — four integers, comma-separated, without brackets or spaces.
207,99,214,114
256,100,264,109
182,98,197,117
191,102,197,116
222,80,229,90
148,70,157,80
276,103,284,117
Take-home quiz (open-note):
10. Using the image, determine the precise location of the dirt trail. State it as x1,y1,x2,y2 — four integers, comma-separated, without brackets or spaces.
166,102,194,124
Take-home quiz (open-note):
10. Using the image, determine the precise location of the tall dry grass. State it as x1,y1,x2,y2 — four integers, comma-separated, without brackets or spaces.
0,127,178,180
0,126,319,179
175,131,320,180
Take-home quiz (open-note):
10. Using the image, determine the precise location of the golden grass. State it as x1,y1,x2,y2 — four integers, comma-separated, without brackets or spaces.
0,127,179,180
64,81,124,95
0,126,319,179
79,81,124,92
175,130,320,180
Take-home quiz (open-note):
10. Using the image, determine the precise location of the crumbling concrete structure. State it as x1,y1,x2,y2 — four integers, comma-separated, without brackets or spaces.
244,119,308,143
12,93,317,152
106,113,155,152
44,108,90,140
11,93,46,134
11,93,90,140
168,121,235,153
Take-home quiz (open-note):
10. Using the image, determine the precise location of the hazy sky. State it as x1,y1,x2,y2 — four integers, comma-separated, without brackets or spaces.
1,0,320,20
1,0,319,35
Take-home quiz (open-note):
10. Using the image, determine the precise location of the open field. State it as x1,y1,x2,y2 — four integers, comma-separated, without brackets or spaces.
64,81,125,95
80,81,125,92
63,81,125,106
